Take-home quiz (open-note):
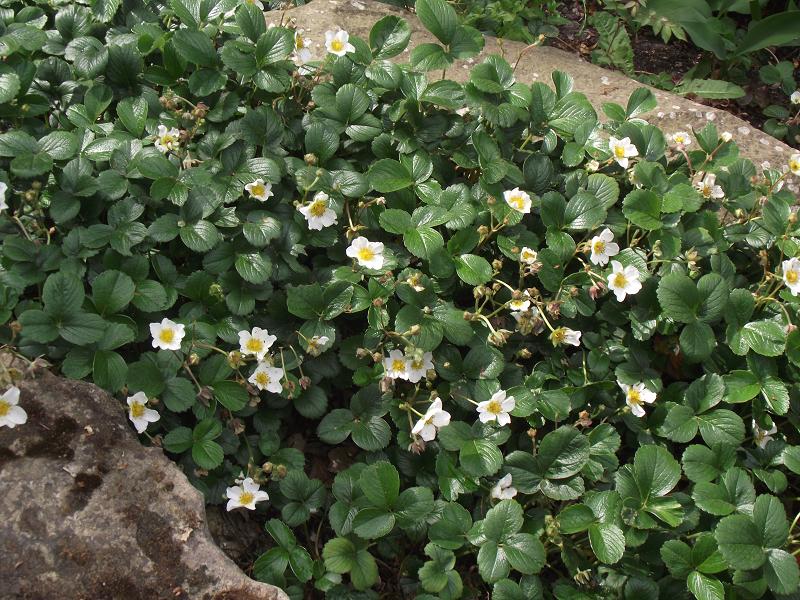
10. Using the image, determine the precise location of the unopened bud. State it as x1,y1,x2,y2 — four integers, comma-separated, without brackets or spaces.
262,462,273,474
304,153,318,165
275,465,287,478
188,352,200,366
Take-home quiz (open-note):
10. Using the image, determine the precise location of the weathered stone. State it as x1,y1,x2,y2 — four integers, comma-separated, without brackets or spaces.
0,354,287,600
285,0,799,194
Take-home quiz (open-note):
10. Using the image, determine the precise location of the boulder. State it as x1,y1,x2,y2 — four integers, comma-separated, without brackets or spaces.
0,354,287,600
285,0,799,194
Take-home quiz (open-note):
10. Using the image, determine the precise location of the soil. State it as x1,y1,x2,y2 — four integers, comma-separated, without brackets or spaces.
550,0,798,137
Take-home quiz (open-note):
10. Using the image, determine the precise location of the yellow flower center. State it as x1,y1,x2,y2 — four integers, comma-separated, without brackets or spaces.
255,372,270,385
627,389,642,405
550,328,566,344
331,39,344,52
130,402,145,418
391,359,405,372
296,35,305,49
486,400,502,414
411,360,423,370
250,184,265,197
309,200,327,217
521,250,535,261
614,145,625,158
787,270,798,284
593,240,606,254
357,247,375,262
159,328,175,343
613,273,627,288
790,160,800,172
239,491,255,505
702,185,712,198
508,196,525,210
0,400,9,416
246,338,264,353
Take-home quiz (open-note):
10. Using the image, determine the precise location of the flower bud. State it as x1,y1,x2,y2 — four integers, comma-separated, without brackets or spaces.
304,153,318,165
275,464,288,478
262,462,273,474
188,352,200,366
227,351,244,368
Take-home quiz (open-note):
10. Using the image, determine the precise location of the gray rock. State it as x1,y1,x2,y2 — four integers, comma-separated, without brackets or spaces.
0,354,287,600
284,0,799,195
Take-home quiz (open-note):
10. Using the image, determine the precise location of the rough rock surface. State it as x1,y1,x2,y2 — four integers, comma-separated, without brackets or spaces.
285,0,799,193
0,354,287,600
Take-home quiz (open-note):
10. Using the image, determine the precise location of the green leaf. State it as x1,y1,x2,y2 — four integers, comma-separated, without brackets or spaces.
623,189,662,231
454,254,493,286
625,87,656,118
117,96,148,136
212,380,248,411
173,29,217,66
589,522,625,564
415,0,458,44
741,320,786,357
564,192,606,231
460,438,502,477
404,227,444,259
714,514,765,570
368,159,415,193
0,73,20,104
753,494,789,549
91,270,135,315
687,571,725,600
558,504,596,534
370,15,411,59
504,533,546,574
658,272,699,323
661,540,693,579
359,461,399,509
483,499,523,542
675,79,745,100
764,549,800,595
192,438,224,469
536,426,590,479
736,11,800,55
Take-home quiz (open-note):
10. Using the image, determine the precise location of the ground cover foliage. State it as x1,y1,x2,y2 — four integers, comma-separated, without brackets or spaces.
1,0,800,598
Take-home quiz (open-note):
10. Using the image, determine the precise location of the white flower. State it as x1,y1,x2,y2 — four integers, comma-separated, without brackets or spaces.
346,236,385,270
782,258,800,296
519,247,538,265
695,173,724,200
245,178,274,202
670,132,691,147
226,477,269,511
490,473,517,500
248,363,284,393
752,419,777,449
306,335,330,356
298,191,338,230
586,159,600,172
383,349,409,380
127,391,160,433
508,292,531,312
406,351,434,383
238,327,277,360
608,136,638,168
154,125,180,153
588,228,619,266
721,131,733,143
0,386,27,429
503,187,531,214
243,0,264,8
606,260,642,301
410,399,451,442
789,154,800,177
293,30,313,66
149,318,185,351
550,327,581,347
476,390,515,426
791,90,800,105
0,181,8,213
325,29,355,56
619,382,656,418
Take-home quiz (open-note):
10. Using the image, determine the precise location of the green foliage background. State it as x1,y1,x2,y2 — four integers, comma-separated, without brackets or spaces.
1,0,799,598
